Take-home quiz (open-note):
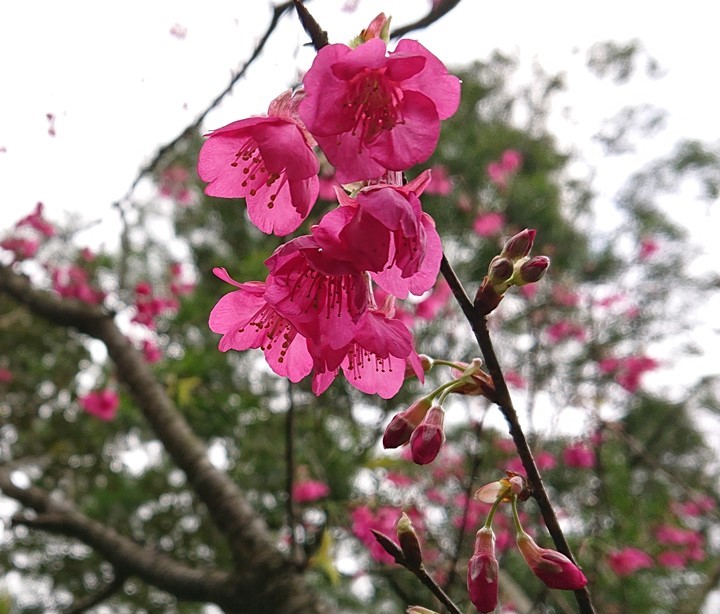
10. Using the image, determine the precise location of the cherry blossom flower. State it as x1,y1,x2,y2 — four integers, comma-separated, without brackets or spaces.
472,212,505,237
209,267,313,383
142,339,162,363
657,551,687,568
563,442,596,469
198,90,319,235
308,297,424,399
292,479,330,503
467,528,499,613
487,149,522,190
0,236,40,261
51,265,105,305
79,389,119,421
299,37,460,182
516,532,587,590
639,237,660,260
425,164,453,195
415,279,451,320
0,367,13,384
607,547,653,576
351,505,420,564
16,202,56,237
546,320,587,344
314,171,442,299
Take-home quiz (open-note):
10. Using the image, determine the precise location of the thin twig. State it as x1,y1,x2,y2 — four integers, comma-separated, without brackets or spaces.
114,0,297,209
391,0,464,40
285,379,301,564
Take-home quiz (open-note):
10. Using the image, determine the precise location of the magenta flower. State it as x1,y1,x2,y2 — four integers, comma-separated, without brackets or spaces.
0,236,40,261
516,532,587,590
209,267,313,383
292,479,330,504
0,367,13,384
198,90,319,235
473,212,505,237
309,299,424,399
299,38,460,183
263,236,368,350
425,164,453,196
546,320,587,344
415,279,451,320
79,389,119,421
16,202,56,237
563,442,596,469
313,171,442,298
487,149,523,190
467,528,499,613
607,547,653,576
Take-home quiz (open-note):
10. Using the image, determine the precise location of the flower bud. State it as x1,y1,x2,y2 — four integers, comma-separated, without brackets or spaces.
410,405,445,465
516,532,588,590
383,397,432,449
501,228,536,260
487,255,514,289
397,512,423,570
516,255,550,285
467,528,499,613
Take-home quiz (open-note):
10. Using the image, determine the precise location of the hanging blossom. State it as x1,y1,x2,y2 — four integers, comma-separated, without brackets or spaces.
198,90,320,235
79,389,119,421
299,24,460,182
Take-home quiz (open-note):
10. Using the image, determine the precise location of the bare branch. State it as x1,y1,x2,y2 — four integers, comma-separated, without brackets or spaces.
0,263,330,613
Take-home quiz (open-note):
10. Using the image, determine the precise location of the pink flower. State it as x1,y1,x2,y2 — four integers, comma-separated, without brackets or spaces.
655,525,701,547
0,236,40,261
472,212,505,237
142,340,162,363
409,404,445,464
516,532,587,590
79,389,119,421
315,172,442,299
562,443,595,469
504,370,527,389
657,550,687,569
0,367,12,383
51,265,105,305
299,38,460,183
415,279,451,320
467,528,499,613
209,267,313,383
309,298,424,399
639,237,659,260
159,164,195,205
425,164,453,196
198,90,319,235
487,149,522,190
16,202,56,237
292,479,330,504
546,320,587,344
607,547,653,576
351,506,422,564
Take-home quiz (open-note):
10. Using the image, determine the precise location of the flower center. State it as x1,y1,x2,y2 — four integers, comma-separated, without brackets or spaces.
343,70,402,144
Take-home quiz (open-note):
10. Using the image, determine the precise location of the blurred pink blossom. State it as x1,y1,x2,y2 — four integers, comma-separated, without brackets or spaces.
0,367,13,383
79,389,119,421
607,548,653,576
563,442,595,469
639,237,660,260
292,479,330,503
473,212,505,237
487,149,522,190
425,164,453,196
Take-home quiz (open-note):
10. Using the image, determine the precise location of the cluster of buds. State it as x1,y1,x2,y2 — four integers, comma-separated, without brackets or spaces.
474,228,550,315
383,358,495,465
467,474,587,612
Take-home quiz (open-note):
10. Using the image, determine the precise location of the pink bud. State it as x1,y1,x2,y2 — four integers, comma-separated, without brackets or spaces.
383,398,432,449
409,405,445,465
517,255,550,284
501,228,536,260
516,532,587,590
467,528,499,613
487,256,514,287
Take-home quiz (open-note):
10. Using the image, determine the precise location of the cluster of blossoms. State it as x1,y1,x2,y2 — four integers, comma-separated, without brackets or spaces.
78,388,120,421
468,474,588,612
204,15,462,399
0,202,55,262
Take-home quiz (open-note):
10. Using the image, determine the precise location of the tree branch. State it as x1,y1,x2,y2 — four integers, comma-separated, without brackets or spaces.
0,466,234,605
439,254,597,614
0,263,329,614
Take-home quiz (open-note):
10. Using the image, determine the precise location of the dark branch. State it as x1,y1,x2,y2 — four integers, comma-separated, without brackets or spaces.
0,263,329,614
293,0,328,51
115,1,297,207
391,0,464,40
439,254,597,614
